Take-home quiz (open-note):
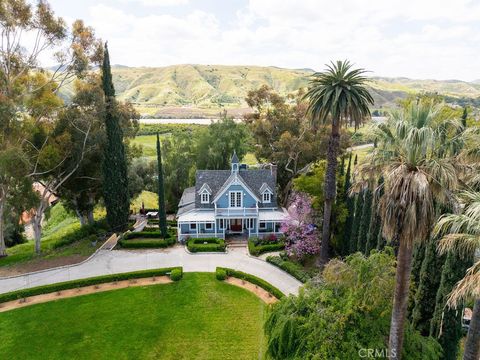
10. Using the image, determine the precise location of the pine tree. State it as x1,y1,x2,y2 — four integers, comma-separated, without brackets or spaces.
430,250,474,360
357,187,372,254
156,133,168,238
350,190,364,254
101,43,130,231
342,153,354,255
366,176,383,254
411,236,445,336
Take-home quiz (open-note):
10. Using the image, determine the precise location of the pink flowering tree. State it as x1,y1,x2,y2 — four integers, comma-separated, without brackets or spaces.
281,192,320,259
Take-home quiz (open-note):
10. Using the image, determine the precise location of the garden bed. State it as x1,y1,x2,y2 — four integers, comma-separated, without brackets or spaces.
248,236,285,256
187,238,225,253
118,230,176,249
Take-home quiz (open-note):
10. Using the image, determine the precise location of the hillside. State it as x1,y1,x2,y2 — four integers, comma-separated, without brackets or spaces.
105,64,480,118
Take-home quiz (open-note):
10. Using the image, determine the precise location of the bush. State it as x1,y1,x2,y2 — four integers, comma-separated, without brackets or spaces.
124,229,174,240
216,268,227,281
118,238,175,249
0,267,182,304
248,239,285,256
187,238,225,253
217,267,284,299
266,256,312,283
170,268,183,281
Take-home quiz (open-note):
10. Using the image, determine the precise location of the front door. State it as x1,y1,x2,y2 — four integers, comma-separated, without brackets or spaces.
230,219,243,232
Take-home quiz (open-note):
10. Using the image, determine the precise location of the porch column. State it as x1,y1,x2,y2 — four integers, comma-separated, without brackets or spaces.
214,219,217,238
196,221,199,238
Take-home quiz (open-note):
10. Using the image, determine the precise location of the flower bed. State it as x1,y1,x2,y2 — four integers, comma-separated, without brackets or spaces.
248,236,285,256
187,238,225,253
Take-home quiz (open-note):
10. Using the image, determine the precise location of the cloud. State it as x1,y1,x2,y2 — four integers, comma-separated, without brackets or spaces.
120,0,188,7
85,1,480,80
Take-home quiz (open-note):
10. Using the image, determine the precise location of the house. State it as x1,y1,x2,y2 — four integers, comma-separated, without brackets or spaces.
176,152,288,241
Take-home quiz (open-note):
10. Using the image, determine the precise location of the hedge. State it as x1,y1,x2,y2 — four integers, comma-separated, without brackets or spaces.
170,268,183,281
124,230,175,240
187,238,225,253
215,268,227,281
0,267,182,304
266,256,312,283
216,267,284,299
118,238,175,249
248,240,285,256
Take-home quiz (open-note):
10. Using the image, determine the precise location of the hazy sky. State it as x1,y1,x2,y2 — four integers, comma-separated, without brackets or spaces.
45,0,480,81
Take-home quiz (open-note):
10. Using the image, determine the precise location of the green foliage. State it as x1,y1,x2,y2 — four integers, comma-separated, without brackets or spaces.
0,267,182,303
217,267,284,299
187,238,225,253
52,224,105,249
350,191,364,253
102,44,130,232
264,249,441,360
215,268,227,281
357,188,372,253
118,238,175,249
366,177,383,254
156,133,168,237
248,238,285,256
170,268,183,281
266,255,312,283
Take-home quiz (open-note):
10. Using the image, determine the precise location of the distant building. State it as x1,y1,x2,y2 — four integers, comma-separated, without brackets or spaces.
176,152,287,241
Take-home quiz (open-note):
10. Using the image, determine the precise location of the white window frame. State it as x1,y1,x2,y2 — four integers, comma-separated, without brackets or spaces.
246,218,254,229
189,223,197,230
262,192,271,203
201,191,210,204
259,221,266,229
205,222,212,230
229,191,243,208
218,219,225,230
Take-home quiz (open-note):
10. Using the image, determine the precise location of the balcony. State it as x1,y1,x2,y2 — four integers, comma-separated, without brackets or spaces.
214,205,259,218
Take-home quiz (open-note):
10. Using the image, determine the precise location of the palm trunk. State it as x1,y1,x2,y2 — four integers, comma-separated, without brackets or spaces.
389,239,414,360
0,197,7,257
318,119,340,267
463,298,480,360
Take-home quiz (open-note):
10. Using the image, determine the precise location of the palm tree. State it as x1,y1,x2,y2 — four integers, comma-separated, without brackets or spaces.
357,101,461,359
435,191,480,360
305,60,374,266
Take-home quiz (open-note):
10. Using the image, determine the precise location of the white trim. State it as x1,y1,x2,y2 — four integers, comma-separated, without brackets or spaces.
197,183,212,195
190,223,197,230
212,172,260,203
218,218,226,230
259,221,266,229
229,190,243,208
200,192,210,204
262,192,271,203
205,222,213,230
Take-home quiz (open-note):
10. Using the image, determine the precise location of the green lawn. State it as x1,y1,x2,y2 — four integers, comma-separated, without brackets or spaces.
131,134,171,157
0,273,267,360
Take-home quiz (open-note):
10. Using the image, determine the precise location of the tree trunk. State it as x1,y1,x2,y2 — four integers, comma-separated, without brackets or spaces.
463,298,480,360
0,198,7,257
76,209,87,226
389,239,414,360
32,200,47,255
87,209,95,225
317,120,340,268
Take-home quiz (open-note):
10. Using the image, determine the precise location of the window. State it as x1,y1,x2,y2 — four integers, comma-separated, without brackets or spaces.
229,191,242,208
219,219,225,230
259,221,266,229
190,223,197,230
246,218,254,229
205,223,212,230
201,192,210,204
262,192,271,203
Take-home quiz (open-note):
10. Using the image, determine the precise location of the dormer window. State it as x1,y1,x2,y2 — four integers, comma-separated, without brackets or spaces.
201,191,210,204
263,192,271,203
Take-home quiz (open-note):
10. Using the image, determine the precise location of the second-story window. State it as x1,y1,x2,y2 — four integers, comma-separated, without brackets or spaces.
201,192,210,204
229,191,242,207
262,192,271,203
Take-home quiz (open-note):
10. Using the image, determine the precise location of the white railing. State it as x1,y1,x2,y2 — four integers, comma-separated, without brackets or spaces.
214,207,259,217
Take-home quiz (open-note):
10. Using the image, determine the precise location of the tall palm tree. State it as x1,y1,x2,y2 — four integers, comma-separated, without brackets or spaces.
357,101,461,359
435,191,480,360
305,60,374,266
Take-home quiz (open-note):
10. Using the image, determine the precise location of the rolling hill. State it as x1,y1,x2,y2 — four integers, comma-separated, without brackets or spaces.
105,64,480,118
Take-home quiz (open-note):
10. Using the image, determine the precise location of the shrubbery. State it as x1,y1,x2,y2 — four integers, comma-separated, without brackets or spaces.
0,267,183,303
215,268,227,280
216,267,284,299
266,255,312,283
119,229,177,249
248,237,285,256
187,238,225,253
52,223,107,249
170,268,183,281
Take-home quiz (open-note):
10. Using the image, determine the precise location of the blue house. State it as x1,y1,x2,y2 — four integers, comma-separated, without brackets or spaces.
176,152,288,241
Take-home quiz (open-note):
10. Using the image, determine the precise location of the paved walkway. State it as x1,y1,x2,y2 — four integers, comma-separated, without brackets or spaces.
0,246,303,296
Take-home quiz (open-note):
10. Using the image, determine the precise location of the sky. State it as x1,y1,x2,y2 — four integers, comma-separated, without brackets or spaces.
44,0,480,81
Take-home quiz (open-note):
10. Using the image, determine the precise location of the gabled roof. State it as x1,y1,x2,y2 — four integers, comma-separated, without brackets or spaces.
212,172,260,203
197,183,212,194
259,182,273,194
231,151,239,164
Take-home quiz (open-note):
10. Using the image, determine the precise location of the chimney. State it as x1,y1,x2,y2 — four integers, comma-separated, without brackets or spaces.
270,164,277,182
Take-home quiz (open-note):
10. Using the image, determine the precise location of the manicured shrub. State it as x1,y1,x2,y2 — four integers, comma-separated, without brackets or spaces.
217,267,284,299
170,268,183,281
216,268,227,281
118,238,174,248
248,239,285,256
187,238,225,253
266,256,312,283
124,229,175,240
0,267,182,303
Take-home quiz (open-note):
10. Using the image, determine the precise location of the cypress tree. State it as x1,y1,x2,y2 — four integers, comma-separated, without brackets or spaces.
366,176,383,254
350,190,364,254
430,251,474,360
461,106,467,128
342,153,354,255
101,43,130,231
357,187,372,254
411,236,446,336
156,133,168,238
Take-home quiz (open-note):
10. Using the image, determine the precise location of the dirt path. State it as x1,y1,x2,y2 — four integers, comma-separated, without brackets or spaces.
0,276,172,313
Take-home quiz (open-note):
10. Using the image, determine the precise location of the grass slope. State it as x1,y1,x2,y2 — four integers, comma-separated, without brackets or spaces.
0,273,266,360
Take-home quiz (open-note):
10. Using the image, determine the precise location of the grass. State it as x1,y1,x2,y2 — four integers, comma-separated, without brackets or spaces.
0,273,267,360
131,190,158,210
130,134,171,158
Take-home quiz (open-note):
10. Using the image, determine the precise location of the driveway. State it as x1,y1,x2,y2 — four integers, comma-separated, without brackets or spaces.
0,246,303,296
